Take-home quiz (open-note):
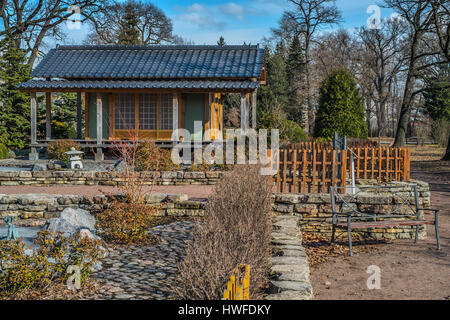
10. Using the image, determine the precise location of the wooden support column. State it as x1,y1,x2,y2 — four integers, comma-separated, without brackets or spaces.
45,92,52,140
252,90,257,129
172,93,179,140
240,93,249,132
76,92,82,140
95,93,104,161
29,92,39,160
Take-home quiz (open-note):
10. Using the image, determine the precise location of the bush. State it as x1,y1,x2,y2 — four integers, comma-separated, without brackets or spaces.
136,140,178,171
0,232,102,297
175,165,272,300
47,140,81,162
96,202,157,244
0,143,9,159
314,69,368,139
260,112,308,143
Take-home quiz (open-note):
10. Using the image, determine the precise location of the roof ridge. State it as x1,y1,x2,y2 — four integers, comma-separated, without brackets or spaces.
55,44,261,50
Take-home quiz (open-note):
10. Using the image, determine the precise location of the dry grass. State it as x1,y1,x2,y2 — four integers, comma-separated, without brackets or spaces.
408,144,446,162
174,165,273,300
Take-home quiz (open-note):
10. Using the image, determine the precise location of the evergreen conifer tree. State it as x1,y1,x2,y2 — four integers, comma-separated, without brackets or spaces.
0,33,31,150
286,35,306,124
314,69,368,139
118,3,141,45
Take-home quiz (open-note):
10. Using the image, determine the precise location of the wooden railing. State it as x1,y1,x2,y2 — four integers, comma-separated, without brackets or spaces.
223,265,250,300
286,139,378,150
274,147,410,194
349,147,411,182
275,148,348,194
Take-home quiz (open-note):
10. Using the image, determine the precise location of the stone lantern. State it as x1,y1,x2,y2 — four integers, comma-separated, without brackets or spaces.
65,147,84,170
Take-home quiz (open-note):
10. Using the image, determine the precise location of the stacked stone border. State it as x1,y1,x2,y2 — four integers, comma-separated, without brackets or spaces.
266,215,313,300
272,180,431,240
0,171,224,186
0,193,206,225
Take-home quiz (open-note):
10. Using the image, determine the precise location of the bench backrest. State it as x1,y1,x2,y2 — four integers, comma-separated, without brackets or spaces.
330,185,420,219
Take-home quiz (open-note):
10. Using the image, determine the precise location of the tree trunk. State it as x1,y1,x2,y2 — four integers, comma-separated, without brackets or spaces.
393,33,422,147
443,132,450,161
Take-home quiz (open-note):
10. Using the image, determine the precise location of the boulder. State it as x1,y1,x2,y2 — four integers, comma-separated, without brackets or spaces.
32,163,47,171
46,207,96,236
47,161,65,170
7,150,16,159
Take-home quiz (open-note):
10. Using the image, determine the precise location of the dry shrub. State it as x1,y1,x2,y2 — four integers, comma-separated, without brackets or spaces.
47,140,81,162
96,201,158,244
136,141,178,171
111,138,161,203
0,232,102,297
175,164,273,300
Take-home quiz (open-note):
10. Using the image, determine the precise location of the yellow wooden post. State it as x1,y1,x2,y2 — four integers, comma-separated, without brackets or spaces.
223,265,250,300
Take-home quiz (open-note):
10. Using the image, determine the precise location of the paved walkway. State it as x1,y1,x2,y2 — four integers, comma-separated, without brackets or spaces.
92,220,195,300
0,185,213,199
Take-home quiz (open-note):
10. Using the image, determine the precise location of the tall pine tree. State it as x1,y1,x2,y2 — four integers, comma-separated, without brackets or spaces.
286,35,306,125
314,69,368,139
257,46,290,125
0,33,31,150
118,2,141,45
423,64,450,160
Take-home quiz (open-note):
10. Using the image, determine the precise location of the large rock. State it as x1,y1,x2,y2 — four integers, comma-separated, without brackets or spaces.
32,163,47,171
47,207,96,236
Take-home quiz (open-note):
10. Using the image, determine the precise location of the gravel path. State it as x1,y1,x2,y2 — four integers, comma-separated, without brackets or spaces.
310,160,450,300
92,220,195,300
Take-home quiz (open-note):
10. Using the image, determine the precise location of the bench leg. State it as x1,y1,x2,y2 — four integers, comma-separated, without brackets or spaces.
331,223,336,244
415,225,419,243
435,212,441,250
347,216,353,256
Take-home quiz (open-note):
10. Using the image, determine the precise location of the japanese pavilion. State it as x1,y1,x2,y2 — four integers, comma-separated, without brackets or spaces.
17,45,266,160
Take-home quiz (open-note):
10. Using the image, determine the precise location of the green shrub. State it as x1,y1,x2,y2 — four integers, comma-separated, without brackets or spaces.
314,137,332,143
47,140,81,162
0,143,9,159
260,112,308,143
0,232,102,297
314,69,368,139
96,201,157,244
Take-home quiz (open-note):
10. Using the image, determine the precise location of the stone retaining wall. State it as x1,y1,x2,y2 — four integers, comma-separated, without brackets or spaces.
266,216,313,300
0,171,224,186
0,193,206,225
272,180,431,240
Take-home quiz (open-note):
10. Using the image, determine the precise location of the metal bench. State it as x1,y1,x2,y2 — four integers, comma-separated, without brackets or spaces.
330,185,440,256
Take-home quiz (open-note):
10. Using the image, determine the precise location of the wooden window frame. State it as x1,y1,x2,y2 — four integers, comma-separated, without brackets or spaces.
113,92,175,140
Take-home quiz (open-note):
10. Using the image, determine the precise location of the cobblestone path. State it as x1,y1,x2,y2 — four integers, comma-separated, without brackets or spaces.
92,220,195,300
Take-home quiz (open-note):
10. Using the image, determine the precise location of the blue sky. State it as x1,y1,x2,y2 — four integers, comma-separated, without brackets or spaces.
63,0,396,46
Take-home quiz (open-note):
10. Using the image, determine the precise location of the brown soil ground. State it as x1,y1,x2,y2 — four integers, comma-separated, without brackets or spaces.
0,185,214,199
310,150,450,300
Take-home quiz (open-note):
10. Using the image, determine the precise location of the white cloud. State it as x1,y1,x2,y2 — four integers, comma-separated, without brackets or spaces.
220,3,245,21
176,3,226,30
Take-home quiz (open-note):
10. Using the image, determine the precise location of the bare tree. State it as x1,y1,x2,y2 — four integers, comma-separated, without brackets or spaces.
431,0,450,62
430,0,450,159
383,0,445,146
282,0,342,133
357,17,408,137
1,0,104,68
87,0,174,45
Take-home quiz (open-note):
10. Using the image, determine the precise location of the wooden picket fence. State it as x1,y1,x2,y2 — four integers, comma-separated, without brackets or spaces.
276,148,348,194
349,147,411,182
223,265,250,300
286,139,378,150
274,147,410,194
